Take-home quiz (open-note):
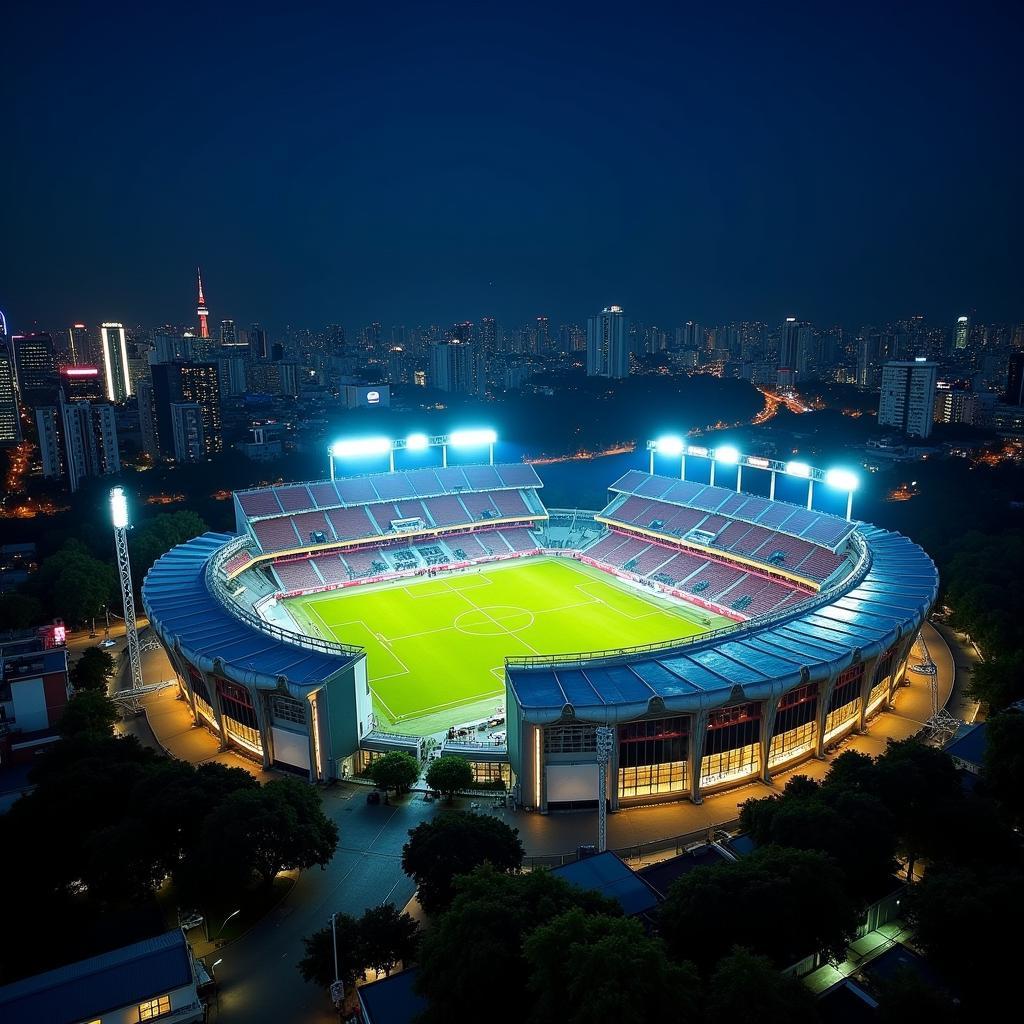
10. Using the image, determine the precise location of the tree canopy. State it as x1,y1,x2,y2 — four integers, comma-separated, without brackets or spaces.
367,751,420,802
31,539,117,625
425,754,474,802
71,646,116,692
59,690,119,739
402,811,524,915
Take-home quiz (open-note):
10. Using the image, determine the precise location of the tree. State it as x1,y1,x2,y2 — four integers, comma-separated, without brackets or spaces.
704,947,819,1024
59,690,119,739
983,712,1024,826
367,751,420,803
0,591,44,632
297,913,364,989
358,903,419,978
71,646,116,692
968,653,1024,712
402,811,524,915
415,865,621,1024
524,908,700,1024
191,777,338,905
658,846,858,972
426,754,474,803
876,966,960,1024
31,540,117,625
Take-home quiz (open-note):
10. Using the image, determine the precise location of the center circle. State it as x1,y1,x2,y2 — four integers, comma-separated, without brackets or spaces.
453,605,535,636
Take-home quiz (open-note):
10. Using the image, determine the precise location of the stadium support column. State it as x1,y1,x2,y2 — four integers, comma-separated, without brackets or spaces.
758,698,778,784
251,688,273,769
769,470,776,500
687,709,710,804
172,640,198,721
814,669,838,758
807,479,815,511
857,657,878,733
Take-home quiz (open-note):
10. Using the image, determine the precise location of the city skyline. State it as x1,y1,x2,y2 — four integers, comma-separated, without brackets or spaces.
4,3,1023,329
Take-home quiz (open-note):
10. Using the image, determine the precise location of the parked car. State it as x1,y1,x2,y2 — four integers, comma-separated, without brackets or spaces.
99,638,117,648
366,790,382,805
491,731,507,744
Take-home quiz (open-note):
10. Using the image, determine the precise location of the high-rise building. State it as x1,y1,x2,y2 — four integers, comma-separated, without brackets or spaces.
137,380,159,458
196,267,210,340
12,333,57,407
151,362,222,459
857,328,881,387
586,306,628,378
480,317,497,354
217,355,248,396
388,346,408,384
535,316,550,355
66,324,89,366
60,366,104,402
1005,352,1024,406
250,324,268,360
35,391,120,492
151,332,193,365
0,340,23,445
954,315,970,351
99,323,132,402
220,319,238,347
430,340,486,395
170,402,206,462
878,359,939,438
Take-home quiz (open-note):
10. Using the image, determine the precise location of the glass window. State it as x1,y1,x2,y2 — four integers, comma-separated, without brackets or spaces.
271,693,306,725
544,724,597,754
618,715,689,799
138,994,172,1021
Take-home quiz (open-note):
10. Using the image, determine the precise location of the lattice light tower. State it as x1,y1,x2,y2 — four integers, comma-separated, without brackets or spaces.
111,487,143,698
596,726,614,853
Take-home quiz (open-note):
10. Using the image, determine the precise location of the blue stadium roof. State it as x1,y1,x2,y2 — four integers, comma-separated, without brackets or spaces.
551,851,661,916
507,524,938,721
142,532,356,691
0,930,193,1024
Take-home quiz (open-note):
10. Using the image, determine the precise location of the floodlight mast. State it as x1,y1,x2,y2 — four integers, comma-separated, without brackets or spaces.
110,487,143,704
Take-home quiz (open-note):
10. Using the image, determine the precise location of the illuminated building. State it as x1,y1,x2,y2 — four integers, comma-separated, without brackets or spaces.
151,361,222,459
0,340,23,444
170,402,206,462
250,323,268,360
954,314,970,351
36,391,120,492
60,365,104,402
878,359,938,438
430,339,486,395
1006,352,1024,406
587,305,628,379
66,323,89,366
12,332,57,406
99,322,132,402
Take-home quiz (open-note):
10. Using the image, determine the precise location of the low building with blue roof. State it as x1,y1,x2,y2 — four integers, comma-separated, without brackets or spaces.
0,929,203,1024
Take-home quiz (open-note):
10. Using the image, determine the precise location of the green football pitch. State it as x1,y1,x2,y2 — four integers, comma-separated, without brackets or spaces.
283,556,730,735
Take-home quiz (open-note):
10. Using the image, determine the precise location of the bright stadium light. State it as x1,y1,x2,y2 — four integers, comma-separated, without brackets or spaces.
406,432,429,451
110,486,129,529
786,460,812,479
655,435,685,456
825,467,860,491
449,428,498,448
330,437,393,458
714,445,741,465
686,445,708,457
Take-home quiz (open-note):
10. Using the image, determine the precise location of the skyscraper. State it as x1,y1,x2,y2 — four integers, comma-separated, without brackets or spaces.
0,340,21,445
535,316,550,355
479,317,497,355
36,392,120,492
11,332,57,406
196,267,210,340
430,340,485,395
170,403,206,462
220,319,239,347
586,306,628,378
1006,352,1024,406
60,365,104,402
250,324,268,360
67,324,89,366
878,358,939,438
99,323,132,402
151,362,222,459
954,315,970,351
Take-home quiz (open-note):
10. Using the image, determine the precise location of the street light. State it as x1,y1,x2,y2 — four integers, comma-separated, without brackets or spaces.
330,913,344,1009
206,908,241,943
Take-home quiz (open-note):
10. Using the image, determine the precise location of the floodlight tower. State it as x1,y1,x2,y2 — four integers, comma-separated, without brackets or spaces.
110,487,143,698
595,726,614,852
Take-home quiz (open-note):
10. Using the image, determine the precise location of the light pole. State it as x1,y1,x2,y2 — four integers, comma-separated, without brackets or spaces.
206,908,240,944
330,912,344,1009
595,726,614,853
110,487,143,699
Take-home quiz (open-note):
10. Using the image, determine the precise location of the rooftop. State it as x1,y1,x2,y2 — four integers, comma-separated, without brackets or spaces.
551,850,661,916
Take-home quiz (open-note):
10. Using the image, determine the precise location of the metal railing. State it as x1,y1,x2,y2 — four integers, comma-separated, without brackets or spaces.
205,535,364,658
506,529,872,669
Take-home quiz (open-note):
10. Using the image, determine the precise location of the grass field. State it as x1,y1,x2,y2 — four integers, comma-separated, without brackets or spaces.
283,556,730,735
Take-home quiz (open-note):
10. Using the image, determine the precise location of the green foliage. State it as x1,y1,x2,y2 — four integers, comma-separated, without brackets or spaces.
367,751,420,801
968,652,1024,712
72,646,116,692
704,947,819,1024
402,810,524,915
524,908,700,1024
59,690,119,739
31,539,117,625
658,845,858,971
414,865,621,1024
983,712,1024,827
298,904,419,991
875,966,960,1024
425,754,474,802
0,591,44,631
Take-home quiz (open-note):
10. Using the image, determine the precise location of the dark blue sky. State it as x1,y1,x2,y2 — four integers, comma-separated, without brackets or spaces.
3,1,1022,332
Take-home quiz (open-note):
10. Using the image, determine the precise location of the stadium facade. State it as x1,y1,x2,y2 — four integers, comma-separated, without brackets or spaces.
142,459,938,810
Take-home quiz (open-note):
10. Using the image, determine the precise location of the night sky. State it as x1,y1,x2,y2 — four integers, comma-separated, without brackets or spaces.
4,1,1022,331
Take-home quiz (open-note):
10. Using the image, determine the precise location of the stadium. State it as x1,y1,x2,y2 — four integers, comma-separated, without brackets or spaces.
142,432,939,812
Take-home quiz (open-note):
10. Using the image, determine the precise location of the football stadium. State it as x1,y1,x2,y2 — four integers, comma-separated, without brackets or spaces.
142,432,939,812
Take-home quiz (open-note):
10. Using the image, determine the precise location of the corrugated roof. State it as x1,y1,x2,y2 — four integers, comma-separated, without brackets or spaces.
551,851,661,916
142,533,356,690
0,930,193,1024
507,523,937,719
